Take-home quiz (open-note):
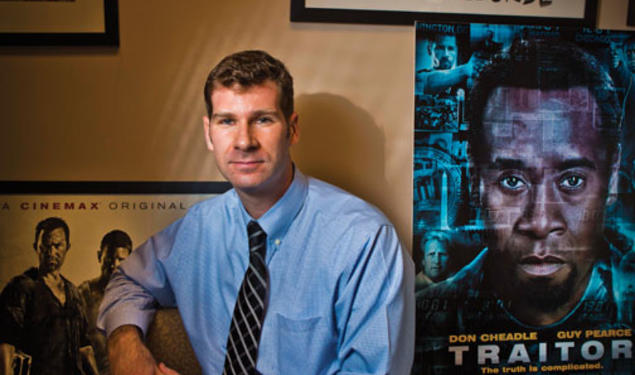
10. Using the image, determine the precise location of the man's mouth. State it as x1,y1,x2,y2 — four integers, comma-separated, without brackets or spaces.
519,255,565,276
230,160,263,169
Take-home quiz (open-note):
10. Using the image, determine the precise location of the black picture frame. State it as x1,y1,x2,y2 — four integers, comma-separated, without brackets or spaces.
0,179,232,289
290,0,597,27
0,181,231,195
629,0,635,27
0,0,119,46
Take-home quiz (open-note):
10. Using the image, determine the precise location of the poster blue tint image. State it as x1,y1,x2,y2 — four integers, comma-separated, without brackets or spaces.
413,22,635,374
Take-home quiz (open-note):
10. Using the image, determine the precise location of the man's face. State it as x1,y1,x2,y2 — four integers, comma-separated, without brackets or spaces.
101,246,130,279
423,239,449,281
478,86,618,310
36,227,69,273
625,42,635,73
434,35,457,70
204,80,298,199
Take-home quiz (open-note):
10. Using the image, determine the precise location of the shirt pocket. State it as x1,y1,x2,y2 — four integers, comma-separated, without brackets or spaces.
273,312,334,374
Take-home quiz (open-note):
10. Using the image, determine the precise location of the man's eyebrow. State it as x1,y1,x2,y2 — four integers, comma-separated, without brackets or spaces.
555,158,597,171
211,110,280,119
210,112,234,119
250,109,280,117
486,157,597,171
488,158,526,170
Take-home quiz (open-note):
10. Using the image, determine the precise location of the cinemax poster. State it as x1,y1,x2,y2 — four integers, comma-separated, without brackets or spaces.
413,23,635,374
0,182,228,374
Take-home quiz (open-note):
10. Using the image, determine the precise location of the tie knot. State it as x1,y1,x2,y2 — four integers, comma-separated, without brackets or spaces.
247,221,266,256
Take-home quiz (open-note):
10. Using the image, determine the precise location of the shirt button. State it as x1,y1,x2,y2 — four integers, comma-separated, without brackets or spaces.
274,239,281,246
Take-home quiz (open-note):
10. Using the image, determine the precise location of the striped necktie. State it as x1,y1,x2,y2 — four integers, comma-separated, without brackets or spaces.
223,220,268,375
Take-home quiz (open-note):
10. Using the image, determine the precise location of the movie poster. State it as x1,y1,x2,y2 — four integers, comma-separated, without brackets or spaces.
413,23,635,374
0,182,229,374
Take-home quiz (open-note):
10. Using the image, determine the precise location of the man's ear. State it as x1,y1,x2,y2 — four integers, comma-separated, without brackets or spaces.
607,145,621,206
288,112,299,142
288,112,299,145
203,116,214,151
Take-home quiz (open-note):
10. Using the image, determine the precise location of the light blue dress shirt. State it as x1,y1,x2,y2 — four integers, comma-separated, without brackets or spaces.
98,169,415,374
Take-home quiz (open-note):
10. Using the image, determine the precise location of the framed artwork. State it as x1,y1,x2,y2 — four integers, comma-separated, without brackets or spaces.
0,180,230,373
412,21,635,374
0,0,119,46
0,180,231,288
290,0,597,26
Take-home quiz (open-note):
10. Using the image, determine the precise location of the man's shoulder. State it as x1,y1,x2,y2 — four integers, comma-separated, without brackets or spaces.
3,268,38,290
186,187,236,214
416,273,465,302
0,268,38,302
305,176,390,227
78,277,100,299
171,188,238,229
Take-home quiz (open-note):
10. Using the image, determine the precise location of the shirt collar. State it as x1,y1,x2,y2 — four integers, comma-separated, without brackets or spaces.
238,166,308,246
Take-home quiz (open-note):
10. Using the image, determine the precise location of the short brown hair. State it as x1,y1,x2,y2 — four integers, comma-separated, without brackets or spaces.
203,50,294,120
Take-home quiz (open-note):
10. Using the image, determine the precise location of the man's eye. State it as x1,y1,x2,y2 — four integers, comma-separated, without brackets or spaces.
499,175,526,191
559,174,585,190
218,118,234,125
257,116,273,124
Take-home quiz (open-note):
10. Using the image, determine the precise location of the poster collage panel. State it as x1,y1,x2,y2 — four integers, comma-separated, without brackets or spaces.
413,22,635,374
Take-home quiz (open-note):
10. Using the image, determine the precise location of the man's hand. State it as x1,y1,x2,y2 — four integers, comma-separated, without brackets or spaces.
80,345,100,375
108,325,180,375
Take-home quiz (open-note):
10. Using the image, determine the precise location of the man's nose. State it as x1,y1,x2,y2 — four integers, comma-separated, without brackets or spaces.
516,183,566,239
235,122,258,150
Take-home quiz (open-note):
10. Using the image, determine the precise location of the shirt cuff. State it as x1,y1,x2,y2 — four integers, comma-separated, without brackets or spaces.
100,304,156,338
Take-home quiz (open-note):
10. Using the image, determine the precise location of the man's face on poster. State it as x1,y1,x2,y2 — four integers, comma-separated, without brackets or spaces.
423,239,450,281
36,227,69,273
477,86,618,310
434,35,457,70
101,245,131,279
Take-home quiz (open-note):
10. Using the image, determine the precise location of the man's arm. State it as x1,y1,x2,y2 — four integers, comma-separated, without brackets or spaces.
97,221,182,374
0,343,15,375
107,325,180,375
335,224,415,375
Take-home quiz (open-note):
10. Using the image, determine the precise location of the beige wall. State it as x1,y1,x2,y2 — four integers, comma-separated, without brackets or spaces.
1,0,633,253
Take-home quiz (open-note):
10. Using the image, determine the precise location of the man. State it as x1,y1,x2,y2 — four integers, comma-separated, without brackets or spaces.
418,33,483,95
415,232,452,291
0,217,99,375
79,230,132,375
414,40,632,374
612,36,635,76
98,50,414,375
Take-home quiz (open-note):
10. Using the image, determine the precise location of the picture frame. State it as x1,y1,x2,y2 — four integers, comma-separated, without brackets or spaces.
0,0,119,46
0,180,232,289
412,21,635,374
0,180,230,374
290,0,597,27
